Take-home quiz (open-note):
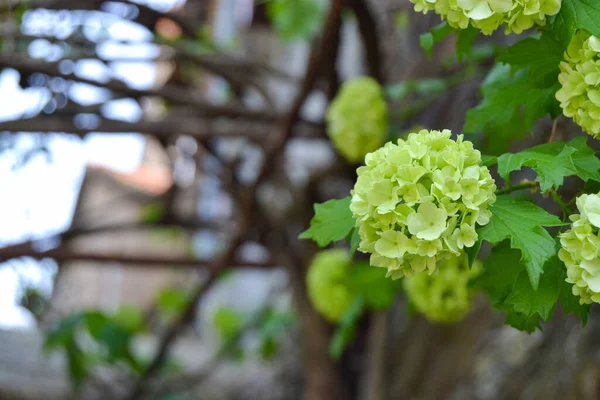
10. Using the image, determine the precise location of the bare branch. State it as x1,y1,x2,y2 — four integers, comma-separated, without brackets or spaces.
0,54,280,121
256,0,344,184
0,115,324,140
0,116,261,140
6,33,299,83
0,246,277,270
348,0,384,82
61,220,230,239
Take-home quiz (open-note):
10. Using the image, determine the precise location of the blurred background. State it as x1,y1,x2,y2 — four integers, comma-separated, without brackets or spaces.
0,0,598,399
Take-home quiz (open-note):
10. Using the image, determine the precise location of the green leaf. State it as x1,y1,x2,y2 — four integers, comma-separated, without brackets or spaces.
84,312,140,371
504,309,542,333
568,136,600,182
385,78,447,101
497,32,563,88
419,22,453,58
464,64,560,139
329,296,364,360
465,239,482,269
481,154,498,167
299,197,355,247
473,242,523,305
112,306,145,334
45,311,143,385
159,395,197,400
156,288,192,318
45,314,85,350
141,202,165,224
475,244,544,332
257,309,294,360
213,306,243,339
456,26,478,61
66,342,89,388
553,0,600,48
497,143,574,192
505,255,563,321
346,262,401,310
478,196,563,289
266,0,325,42
560,281,591,327
476,244,584,333
260,337,279,360
497,138,600,191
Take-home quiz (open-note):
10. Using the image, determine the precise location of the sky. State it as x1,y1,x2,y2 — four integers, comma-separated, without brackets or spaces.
0,0,188,329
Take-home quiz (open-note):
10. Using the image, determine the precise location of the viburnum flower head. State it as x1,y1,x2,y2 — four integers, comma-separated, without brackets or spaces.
556,31,600,138
326,77,388,163
558,192,600,304
410,0,561,35
403,255,481,323
350,129,496,279
306,249,354,322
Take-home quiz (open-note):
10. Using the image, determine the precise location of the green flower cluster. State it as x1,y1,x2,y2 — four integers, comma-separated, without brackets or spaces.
307,249,354,322
556,32,600,138
404,256,481,323
558,193,600,304
350,129,496,279
326,77,388,163
410,0,561,35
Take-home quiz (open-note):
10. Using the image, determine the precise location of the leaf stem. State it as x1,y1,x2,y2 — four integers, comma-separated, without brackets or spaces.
495,181,538,195
549,118,558,143
548,189,571,221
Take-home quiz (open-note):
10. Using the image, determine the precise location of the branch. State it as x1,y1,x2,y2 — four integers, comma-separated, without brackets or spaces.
0,246,277,270
363,312,389,400
0,116,257,139
495,181,539,195
0,54,281,122
256,0,344,184
127,3,344,398
60,221,230,239
323,19,342,100
6,33,299,84
348,0,384,82
0,115,324,141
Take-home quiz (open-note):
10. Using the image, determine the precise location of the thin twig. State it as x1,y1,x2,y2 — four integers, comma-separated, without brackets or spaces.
0,54,281,122
255,0,344,184
5,32,299,83
0,116,323,141
0,246,277,270
549,118,559,143
495,181,538,195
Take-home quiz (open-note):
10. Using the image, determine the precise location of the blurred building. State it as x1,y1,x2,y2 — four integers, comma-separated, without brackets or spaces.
50,137,194,313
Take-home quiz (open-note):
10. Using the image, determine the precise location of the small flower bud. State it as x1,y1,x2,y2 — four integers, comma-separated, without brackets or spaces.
404,255,481,323
326,77,388,163
307,249,354,322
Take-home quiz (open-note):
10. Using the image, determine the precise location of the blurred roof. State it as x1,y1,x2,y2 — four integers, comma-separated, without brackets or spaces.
87,137,173,196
